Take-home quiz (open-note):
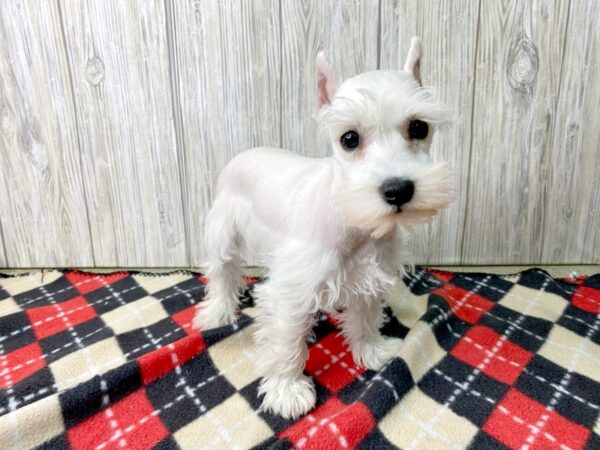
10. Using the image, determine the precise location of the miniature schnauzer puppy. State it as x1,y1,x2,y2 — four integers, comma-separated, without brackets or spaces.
194,37,454,419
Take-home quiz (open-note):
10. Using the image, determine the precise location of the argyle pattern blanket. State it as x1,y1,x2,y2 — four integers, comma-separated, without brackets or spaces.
0,268,599,450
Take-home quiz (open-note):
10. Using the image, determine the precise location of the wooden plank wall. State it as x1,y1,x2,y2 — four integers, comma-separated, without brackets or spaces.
0,0,598,267
0,1,94,267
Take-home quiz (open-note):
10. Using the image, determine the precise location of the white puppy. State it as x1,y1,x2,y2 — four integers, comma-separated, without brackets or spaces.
194,37,453,419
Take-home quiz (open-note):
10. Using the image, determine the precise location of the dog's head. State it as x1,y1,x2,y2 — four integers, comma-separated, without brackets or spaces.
315,38,454,238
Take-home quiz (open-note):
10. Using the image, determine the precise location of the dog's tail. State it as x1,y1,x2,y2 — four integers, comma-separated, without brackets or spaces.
194,198,244,329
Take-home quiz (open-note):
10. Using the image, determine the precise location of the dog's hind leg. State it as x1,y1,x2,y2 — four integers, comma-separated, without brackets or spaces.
194,199,244,329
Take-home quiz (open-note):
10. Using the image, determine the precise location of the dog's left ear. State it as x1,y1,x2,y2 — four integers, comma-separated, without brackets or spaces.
404,37,422,85
316,51,338,111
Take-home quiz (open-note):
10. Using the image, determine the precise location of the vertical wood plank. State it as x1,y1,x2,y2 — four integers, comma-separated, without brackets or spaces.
379,0,480,264
168,0,282,266
280,0,380,158
0,220,8,267
461,0,571,264
59,0,187,266
0,0,93,267
542,0,600,263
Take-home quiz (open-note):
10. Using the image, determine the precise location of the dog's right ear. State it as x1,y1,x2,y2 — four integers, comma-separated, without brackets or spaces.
316,52,338,111
404,37,422,85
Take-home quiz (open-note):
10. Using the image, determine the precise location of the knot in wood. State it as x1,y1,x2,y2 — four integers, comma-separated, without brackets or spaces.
563,205,574,219
506,37,538,95
85,56,105,86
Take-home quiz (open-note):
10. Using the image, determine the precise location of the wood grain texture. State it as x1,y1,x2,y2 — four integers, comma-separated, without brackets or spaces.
280,0,380,158
461,0,572,264
379,0,480,264
167,0,282,266
0,0,93,267
0,223,6,267
541,0,600,263
59,0,187,266
0,0,598,267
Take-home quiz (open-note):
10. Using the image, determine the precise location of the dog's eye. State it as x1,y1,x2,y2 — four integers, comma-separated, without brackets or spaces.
408,119,429,140
340,130,360,150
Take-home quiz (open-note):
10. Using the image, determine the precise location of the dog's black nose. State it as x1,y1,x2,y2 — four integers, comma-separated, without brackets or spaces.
379,178,414,208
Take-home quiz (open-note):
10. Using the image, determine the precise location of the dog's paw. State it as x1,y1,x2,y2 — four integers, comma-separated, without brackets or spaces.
352,336,403,371
258,375,316,419
193,301,237,330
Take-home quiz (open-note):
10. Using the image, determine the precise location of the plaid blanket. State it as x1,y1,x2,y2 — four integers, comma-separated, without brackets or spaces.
0,268,599,450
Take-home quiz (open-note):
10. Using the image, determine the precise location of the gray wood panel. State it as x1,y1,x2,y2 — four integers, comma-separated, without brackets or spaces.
0,224,6,267
461,0,572,264
0,0,598,267
541,0,600,264
59,0,187,266
168,0,282,266
380,0,480,264
0,0,93,267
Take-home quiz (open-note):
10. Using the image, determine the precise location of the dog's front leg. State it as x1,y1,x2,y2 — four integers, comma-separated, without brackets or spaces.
253,276,319,419
339,296,403,371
